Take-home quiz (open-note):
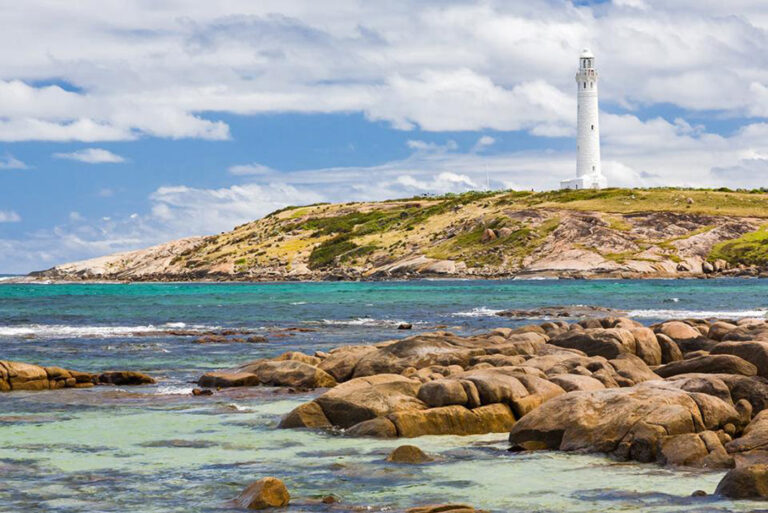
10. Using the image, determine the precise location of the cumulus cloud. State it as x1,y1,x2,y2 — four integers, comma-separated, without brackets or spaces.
0,2,767,140
53,148,126,164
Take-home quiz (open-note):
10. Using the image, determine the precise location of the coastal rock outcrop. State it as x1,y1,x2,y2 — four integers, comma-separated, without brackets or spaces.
203,315,768,456
0,360,154,392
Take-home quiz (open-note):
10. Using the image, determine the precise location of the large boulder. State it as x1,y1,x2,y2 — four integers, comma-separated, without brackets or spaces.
317,345,377,382
417,379,470,407
655,333,684,364
654,355,757,378
199,360,336,389
352,335,485,377
658,431,733,468
313,374,424,428
234,477,290,509
508,383,739,464
1,361,49,390
715,465,768,498
725,410,768,466
548,328,635,359
630,327,662,366
655,321,714,353
387,403,516,437
656,321,701,342
711,341,768,378
709,321,738,341
277,402,331,429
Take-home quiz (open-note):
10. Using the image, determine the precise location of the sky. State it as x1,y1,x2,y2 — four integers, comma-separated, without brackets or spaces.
1,0,768,273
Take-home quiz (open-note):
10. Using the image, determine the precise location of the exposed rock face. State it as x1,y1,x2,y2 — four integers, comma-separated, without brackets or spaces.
0,360,154,392
234,477,290,510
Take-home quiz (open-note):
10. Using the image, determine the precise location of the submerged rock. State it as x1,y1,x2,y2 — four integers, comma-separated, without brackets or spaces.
496,305,627,318
406,505,488,513
386,445,434,464
235,477,290,510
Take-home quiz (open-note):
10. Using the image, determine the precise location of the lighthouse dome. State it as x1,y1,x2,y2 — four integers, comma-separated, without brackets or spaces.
580,48,594,58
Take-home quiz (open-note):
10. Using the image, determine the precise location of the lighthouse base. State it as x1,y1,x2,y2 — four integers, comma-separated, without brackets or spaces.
560,173,607,190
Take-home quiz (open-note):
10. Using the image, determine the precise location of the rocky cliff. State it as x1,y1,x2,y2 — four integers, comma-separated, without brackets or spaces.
30,188,768,281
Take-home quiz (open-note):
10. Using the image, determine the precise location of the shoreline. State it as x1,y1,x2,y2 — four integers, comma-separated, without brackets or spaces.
5,271,768,285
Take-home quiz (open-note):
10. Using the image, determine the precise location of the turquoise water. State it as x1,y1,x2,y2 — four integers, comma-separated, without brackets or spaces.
1,279,767,512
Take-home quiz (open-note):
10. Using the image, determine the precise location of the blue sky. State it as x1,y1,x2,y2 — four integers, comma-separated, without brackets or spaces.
1,0,768,273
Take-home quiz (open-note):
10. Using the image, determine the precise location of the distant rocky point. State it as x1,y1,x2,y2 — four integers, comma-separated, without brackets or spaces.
27,188,768,282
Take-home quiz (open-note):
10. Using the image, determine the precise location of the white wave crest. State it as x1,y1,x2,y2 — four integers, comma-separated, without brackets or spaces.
452,307,505,318
320,317,414,327
0,323,217,338
155,385,194,395
627,309,768,319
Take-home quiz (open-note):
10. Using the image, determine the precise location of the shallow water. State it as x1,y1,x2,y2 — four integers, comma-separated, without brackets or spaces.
1,279,768,512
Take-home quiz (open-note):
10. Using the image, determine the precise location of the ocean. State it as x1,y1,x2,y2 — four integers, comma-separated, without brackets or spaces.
1,279,767,512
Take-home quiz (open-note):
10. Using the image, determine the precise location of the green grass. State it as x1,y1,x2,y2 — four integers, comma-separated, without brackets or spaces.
709,225,768,265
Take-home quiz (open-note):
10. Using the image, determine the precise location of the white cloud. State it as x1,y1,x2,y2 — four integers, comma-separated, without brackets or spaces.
53,148,126,164
0,154,27,169
472,135,496,152
228,163,276,175
0,210,21,223
0,2,766,140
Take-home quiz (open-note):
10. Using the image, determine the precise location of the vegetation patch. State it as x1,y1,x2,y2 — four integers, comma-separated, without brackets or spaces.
308,235,359,269
709,225,768,265
427,216,560,268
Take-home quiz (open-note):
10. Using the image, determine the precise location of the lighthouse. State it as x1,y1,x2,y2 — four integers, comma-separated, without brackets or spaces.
561,49,607,190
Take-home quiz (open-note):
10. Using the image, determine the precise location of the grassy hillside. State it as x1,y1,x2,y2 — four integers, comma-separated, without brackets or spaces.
171,188,768,272
44,187,768,280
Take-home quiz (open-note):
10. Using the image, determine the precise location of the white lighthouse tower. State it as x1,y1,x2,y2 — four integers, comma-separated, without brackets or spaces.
561,49,607,190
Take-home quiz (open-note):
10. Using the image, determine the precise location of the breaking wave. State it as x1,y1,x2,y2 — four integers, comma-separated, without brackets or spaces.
452,307,505,318
627,309,768,319
0,322,218,338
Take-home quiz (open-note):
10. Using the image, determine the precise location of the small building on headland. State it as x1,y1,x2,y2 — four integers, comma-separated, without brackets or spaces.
561,49,607,190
